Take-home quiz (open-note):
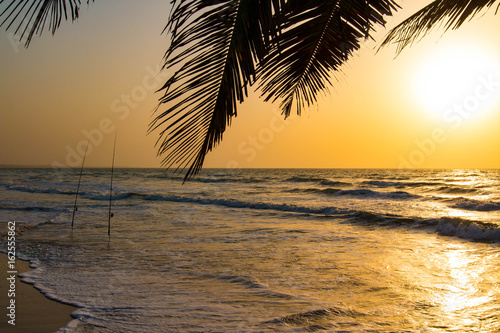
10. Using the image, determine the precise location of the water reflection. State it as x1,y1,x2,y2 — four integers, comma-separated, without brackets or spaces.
430,244,495,330
386,235,499,331
441,247,484,310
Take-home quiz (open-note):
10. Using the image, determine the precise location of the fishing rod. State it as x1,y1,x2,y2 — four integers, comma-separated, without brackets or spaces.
71,140,90,229
108,133,117,240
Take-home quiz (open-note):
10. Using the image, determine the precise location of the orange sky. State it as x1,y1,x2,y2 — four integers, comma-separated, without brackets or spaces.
0,0,499,170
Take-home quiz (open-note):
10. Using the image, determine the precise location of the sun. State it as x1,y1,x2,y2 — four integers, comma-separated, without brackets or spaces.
413,44,500,119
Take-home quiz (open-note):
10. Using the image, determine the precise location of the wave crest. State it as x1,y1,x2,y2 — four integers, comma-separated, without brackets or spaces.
447,197,500,212
436,217,500,242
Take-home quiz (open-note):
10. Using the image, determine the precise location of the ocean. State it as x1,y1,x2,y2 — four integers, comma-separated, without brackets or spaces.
1,168,499,332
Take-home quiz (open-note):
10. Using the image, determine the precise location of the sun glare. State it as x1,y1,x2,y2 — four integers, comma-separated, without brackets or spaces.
413,45,500,118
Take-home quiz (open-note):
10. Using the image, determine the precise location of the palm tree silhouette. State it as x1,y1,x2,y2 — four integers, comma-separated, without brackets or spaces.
1,0,498,180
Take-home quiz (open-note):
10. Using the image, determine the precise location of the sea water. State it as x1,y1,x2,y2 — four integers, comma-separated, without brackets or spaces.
1,168,499,332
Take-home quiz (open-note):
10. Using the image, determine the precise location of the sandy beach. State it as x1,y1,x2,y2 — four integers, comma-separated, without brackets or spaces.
1,251,77,333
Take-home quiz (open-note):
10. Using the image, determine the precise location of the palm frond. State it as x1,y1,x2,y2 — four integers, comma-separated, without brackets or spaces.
258,0,399,117
150,0,282,181
381,0,499,54
0,0,93,47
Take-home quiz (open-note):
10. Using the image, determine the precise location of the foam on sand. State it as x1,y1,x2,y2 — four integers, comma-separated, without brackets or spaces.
0,251,77,333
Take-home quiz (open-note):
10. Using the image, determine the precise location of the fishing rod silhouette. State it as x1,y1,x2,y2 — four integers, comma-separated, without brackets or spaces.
70,133,117,241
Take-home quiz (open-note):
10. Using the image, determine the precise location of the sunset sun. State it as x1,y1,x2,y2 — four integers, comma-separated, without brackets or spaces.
413,45,500,118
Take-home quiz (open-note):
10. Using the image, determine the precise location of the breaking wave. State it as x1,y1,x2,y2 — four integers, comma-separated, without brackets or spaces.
291,187,420,200
446,197,500,212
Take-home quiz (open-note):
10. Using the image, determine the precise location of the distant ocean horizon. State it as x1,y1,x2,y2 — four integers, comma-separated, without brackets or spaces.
1,168,499,332
2,165,500,168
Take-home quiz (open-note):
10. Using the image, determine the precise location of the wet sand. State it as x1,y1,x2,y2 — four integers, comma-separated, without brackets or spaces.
1,252,77,333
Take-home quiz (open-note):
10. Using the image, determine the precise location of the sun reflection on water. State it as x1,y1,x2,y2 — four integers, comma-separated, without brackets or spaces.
445,208,475,219
432,244,493,329
392,237,498,331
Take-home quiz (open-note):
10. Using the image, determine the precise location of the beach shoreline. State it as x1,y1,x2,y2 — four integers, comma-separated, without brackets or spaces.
0,251,77,333
1,168,499,331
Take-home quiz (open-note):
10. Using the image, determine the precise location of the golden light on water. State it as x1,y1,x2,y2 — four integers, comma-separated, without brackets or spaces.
384,230,499,331
442,247,477,308
431,245,493,330
446,208,474,220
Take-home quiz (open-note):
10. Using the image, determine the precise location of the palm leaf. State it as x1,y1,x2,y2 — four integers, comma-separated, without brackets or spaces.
152,0,399,180
150,0,282,181
381,0,499,53
258,0,399,117
0,0,93,47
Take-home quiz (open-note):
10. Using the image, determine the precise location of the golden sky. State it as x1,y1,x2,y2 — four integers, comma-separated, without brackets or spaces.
0,0,499,169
